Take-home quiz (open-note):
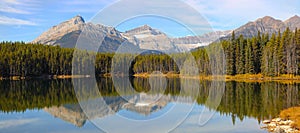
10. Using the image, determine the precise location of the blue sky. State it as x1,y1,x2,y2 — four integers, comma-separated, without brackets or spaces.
0,0,299,42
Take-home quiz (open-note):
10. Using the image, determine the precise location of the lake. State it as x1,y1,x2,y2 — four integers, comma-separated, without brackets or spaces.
0,78,299,133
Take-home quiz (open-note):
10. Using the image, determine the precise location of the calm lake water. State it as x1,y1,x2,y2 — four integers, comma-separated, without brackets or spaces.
0,78,299,133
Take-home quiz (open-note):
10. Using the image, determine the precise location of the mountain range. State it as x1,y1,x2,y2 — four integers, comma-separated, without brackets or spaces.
32,15,300,52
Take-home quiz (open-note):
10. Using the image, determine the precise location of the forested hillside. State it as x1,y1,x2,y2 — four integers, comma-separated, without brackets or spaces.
0,27,299,78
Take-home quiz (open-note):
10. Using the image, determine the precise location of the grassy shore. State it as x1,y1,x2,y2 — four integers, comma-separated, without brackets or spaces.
0,75,91,80
133,73,300,83
2,73,300,82
280,106,300,129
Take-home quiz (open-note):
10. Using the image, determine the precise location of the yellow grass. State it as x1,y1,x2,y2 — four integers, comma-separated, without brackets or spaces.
2,74,300,82
0,75,91,80
280,107,300,129
133,73,300,83
56,75,90,79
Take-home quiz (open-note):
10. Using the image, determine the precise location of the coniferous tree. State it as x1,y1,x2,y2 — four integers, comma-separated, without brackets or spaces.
245,39,255,74
274,30,282,76
226,31,237,75
262,33,276,76
236,35,246,74
296,29,300,75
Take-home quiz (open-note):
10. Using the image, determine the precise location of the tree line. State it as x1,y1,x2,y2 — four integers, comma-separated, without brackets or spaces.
0,27,299,77
0,42,112,77
0,42,180,77
0,42,74,77
222,28,300,76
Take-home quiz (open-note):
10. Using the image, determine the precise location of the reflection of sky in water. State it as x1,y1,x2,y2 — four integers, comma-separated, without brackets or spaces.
0,103,267,133
174,105,266,133
0,110,100,133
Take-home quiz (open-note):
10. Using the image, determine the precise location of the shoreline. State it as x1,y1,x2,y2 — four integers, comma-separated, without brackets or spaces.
0,75,91,80
261,118,299,132
262,106,300,132
133,73,300,82
1,73,300,82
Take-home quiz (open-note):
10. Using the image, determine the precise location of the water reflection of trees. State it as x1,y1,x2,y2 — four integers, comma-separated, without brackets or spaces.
0,79,77,112
216,82,300,124
0,78,299,123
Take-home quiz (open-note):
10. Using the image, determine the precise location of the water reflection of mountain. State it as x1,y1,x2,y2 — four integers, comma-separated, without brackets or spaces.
44,104,87,127
0,78,299,127
44,93,195,127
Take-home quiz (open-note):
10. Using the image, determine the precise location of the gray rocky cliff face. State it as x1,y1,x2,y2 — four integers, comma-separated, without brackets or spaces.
122,25,180,52
32,15,85,46
32,15,131,52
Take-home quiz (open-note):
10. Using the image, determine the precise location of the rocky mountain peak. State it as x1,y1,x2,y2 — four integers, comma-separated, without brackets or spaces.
56,15,85,28
256,16,283,25
285,15,300,30
259,16,276,21
32,15,130,52
286,15,300,21
124,24,162,35
32,15,87,45
121,24,177,52
140,24,152,30
70,15,85,24
55,15,85,28
126,25,151,32
232,16,286,38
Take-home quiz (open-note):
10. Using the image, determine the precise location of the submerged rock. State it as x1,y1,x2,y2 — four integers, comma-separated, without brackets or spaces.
261,118,299,133
263,120,271,124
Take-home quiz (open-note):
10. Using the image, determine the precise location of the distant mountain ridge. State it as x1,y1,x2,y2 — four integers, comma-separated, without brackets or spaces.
229,15,300,38
32,15,300,52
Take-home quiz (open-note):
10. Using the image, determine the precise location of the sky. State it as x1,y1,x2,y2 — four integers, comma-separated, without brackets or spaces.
0,0,299,42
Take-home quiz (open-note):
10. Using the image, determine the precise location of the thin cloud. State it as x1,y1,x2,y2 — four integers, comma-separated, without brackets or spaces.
0,0,40,14
2,0,21,5
0,5,31,14
0,118,39,129
0,16,37,26
184,0,300,30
